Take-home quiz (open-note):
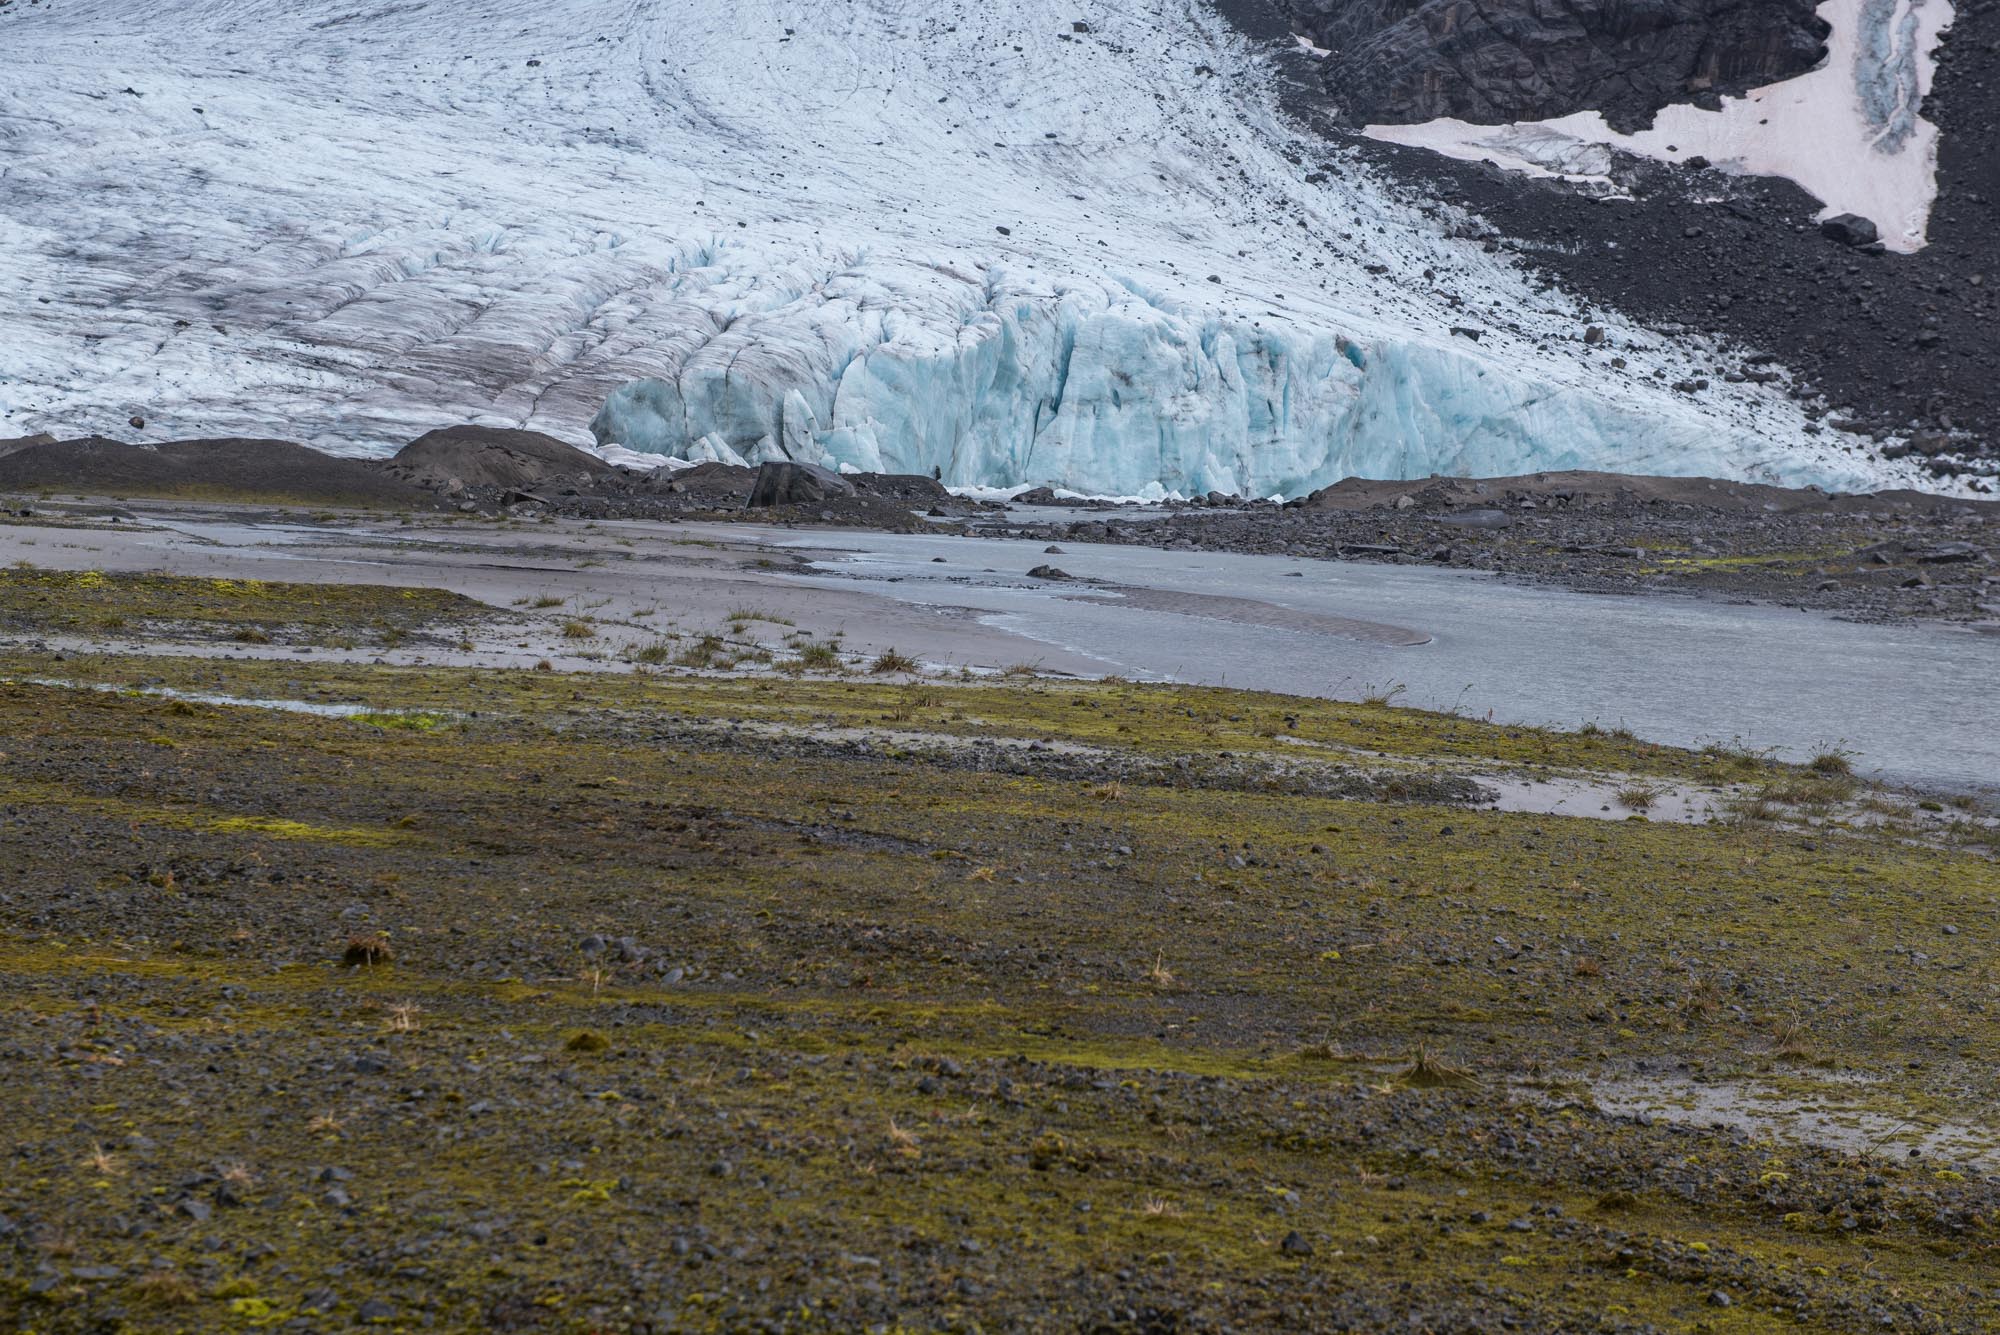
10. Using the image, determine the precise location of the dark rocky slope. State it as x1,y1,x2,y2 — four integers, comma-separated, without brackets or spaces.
1275,0,1827,131
1224,0,2000,480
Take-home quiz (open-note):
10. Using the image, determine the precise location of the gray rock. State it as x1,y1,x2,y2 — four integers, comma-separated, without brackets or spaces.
1434,508,1512,530
746,461,856,508
1820,213,1880,248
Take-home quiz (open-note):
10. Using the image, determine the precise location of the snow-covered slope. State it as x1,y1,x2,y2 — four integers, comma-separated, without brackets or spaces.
0,0,1942,495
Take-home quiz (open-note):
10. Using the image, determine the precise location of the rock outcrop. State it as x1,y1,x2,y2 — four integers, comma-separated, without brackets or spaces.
1279,0,1828,132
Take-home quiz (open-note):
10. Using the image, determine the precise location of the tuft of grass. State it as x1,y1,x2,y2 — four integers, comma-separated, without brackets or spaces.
1144,951,1176,989
630,639,675,666
1808,750,1854,777
560,617,595,640
342,933,393,969
1769,1016,1816,1062
675,635,727,670
129,1270,200,1307
1614,785,1659,812
1400,1043,1478,1088
870,648,919,674
793,640,843,672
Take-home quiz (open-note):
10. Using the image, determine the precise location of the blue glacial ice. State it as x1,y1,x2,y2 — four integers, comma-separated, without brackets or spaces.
592,271,1890,498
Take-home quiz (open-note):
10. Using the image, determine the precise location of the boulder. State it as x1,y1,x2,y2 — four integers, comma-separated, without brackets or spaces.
1819,213,1880,248
746,461,856,507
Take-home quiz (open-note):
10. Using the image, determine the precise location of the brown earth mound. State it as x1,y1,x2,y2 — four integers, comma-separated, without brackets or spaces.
0,437,431,508
387,425,615,491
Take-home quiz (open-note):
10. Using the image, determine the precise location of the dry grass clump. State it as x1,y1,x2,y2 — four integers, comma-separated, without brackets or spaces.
1144,951,1176,988
1684,976,1725,1024
341,933,393,968
1808,750,1854,777
793,639,844,672
1400,1043,1478,1088
1769,1016,1817,1062
129,1270,200,1306
869,648,918,674
559,617,595,639
1614,785,1660,812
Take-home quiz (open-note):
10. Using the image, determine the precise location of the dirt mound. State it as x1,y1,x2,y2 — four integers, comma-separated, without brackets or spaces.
0,433,57,458
388,425,616,492
0,437,429,507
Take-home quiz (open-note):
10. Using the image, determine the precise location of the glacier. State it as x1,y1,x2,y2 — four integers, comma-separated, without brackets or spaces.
0,0,1958,497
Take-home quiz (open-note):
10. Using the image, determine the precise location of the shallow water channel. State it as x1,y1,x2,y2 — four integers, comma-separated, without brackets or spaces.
756,526,1999,793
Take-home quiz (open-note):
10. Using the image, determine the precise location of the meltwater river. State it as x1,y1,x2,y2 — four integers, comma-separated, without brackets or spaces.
763,527,1998,793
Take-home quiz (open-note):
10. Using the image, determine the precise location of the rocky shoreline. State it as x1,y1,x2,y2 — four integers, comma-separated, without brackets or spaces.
4,427,1995,627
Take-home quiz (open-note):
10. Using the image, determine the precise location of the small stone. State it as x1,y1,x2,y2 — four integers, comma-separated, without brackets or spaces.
358,1298,397,1323
1709,1289,1733,1308
1280,1230,1313,1255
177,1197,212,1222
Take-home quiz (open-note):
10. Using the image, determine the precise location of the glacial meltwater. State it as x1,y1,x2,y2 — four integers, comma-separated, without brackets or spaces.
755,526,1999,793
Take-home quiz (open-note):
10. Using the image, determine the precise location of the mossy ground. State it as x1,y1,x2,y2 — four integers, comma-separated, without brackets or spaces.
0,645,1995,1333
0,569,490,649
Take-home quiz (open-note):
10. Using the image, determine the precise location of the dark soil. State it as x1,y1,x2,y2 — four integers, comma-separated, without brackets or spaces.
999,471,2000,625
0,438,434,509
